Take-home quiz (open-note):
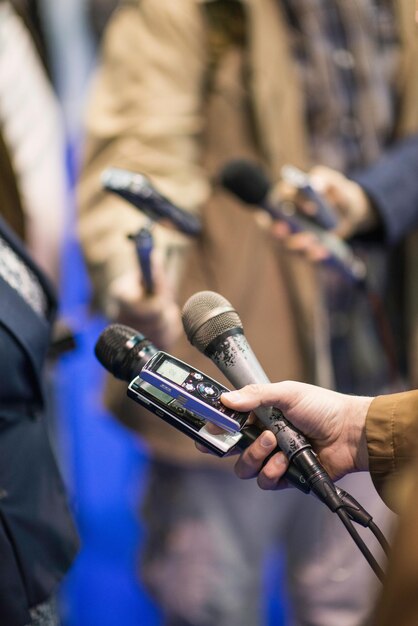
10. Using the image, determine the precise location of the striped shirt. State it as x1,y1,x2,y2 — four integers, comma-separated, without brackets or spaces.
281,0,401,173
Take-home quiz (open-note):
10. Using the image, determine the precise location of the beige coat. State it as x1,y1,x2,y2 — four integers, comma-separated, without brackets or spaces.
78,0,418,463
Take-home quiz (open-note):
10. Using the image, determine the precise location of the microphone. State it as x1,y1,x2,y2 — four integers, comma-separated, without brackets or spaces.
280,164,338,230
94,323,158,381
128,227,155,295
98,322,387,576
94,324,309,476
219,159,367,285
95,321,380,530
182,290,342,511
102,167,202,237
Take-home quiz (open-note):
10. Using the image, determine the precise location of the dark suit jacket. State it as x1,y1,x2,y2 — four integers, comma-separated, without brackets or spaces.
353,134,418,245
0,216,79,626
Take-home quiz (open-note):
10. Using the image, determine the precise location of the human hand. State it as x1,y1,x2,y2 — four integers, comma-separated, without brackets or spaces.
107,249,182,350
218,381,373,491
271,165,378,261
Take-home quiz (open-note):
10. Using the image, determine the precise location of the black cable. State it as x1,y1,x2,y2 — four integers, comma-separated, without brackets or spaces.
369,520,391,557
337,508,385,583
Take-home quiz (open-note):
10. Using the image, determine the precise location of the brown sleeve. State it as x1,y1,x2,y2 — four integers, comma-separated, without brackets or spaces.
366,390,418,509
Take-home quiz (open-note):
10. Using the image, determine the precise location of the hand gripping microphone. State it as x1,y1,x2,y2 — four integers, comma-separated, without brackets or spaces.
280,164,338,230
219,159,367,286
97,322,388,580
181,290,343,512
102,167,202,237
181,292,389,580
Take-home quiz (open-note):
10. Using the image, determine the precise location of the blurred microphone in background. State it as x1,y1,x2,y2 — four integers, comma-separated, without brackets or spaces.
219,159,367,285
102,167,203,297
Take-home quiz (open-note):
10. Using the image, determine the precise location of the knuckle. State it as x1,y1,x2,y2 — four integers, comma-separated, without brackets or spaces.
235,446,263,479
245,383,263,397
246,445,266,466
262,462,280,481
235,460,257,480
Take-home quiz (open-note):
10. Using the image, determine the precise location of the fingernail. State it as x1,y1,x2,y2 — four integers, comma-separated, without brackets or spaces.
260,432,275,448
310,174,325,192
275,453,287,466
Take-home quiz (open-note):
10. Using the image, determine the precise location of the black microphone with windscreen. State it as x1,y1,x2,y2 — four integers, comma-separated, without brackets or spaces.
219,159,367,285
94,323,158,381
219,159,284,221
218,159,274,210
220,159,337,228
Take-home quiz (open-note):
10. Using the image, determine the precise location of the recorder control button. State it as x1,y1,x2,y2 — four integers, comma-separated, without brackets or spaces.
192,372,204,381
197,383,221,400
184,383,195,392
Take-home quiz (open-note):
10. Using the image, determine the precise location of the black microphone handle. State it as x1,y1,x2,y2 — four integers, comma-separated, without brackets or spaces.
238,424,310,493
238,424,376,525
280,164,338,230
128,228,154,295
219,159,366,285
263,197,367,286
102,167,202,236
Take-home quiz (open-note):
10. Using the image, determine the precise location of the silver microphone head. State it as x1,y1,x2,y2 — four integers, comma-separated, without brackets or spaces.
181,291,243,353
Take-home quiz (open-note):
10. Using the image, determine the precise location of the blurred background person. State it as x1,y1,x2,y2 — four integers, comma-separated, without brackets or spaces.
1,2,165,625
32,0,118,152
78,1,418,625
0,211,79,626
0,2,79,623
0,0,67,287
0,0,80,442
272,133,418,386
87,0,119,44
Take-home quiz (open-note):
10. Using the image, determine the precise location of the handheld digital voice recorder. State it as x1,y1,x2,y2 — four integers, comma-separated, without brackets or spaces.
95,324,310,484
128,351,253,455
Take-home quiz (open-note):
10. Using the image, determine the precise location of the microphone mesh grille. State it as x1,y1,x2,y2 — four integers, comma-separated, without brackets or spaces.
94,323,135,373
182,291,243,352
94,323,155,381
219,160,270,205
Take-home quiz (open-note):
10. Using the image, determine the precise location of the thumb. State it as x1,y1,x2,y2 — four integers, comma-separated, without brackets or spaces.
221,381,304,412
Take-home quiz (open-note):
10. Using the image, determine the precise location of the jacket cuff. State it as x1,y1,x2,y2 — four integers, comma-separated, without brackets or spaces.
366,391,418,509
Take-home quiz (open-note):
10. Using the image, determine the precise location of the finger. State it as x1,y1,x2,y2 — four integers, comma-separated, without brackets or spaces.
296,198,317,217
310,165,342,193
306,244,330,262
257,453,289,490
271,221,292,240
286,232,318,252
275,179,298,201
195,442,213,454
334,221,353,240
221,381,308,413
203,422,225,435
234,430,278,479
